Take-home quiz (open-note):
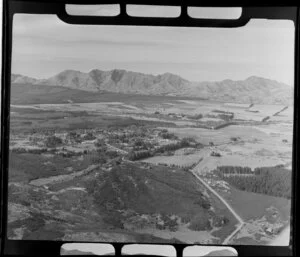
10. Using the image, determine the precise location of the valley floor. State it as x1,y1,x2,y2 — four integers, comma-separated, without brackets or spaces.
7,96,292,245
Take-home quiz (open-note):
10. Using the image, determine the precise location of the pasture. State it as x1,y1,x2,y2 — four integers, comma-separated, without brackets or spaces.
226,188,291,221
141,152,202,168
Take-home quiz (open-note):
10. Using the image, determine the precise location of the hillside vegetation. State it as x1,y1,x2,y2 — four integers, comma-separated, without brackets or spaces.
87,164,211,218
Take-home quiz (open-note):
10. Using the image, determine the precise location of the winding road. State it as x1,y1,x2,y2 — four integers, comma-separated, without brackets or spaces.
191,169,245,244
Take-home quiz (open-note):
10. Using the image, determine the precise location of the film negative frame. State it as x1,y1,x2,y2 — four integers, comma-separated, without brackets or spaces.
1,1,299,256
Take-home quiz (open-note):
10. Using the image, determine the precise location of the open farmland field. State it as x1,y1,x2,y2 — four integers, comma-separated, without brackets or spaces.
141,149,204,168
193,154,287,175
10,106,176,133
164,127,233,145
226,188,291,222
232,105,288,121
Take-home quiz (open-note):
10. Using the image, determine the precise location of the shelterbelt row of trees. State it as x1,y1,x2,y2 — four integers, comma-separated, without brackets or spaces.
127,137,200,161
213,166,291,199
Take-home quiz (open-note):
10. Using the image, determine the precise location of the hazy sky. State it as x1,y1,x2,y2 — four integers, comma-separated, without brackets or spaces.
11,6,295,85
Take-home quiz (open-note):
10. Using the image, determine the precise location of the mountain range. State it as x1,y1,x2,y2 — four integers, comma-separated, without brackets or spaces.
11,69,293,104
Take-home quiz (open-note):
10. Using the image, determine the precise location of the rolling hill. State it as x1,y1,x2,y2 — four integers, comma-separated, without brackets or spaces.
11,69,293,105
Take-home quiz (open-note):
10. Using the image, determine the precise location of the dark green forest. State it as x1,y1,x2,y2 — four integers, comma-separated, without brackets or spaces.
213,166,291,199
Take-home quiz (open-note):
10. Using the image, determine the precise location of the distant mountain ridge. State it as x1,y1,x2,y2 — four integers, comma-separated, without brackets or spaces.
11,69,293,104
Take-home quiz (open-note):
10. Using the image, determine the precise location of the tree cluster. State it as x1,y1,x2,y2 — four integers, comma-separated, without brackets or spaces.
127,150,153,161
127,137,199,161
44,135,63,148
214,166,291,199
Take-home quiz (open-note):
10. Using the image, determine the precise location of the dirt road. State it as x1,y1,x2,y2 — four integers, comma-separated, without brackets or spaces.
106,143,128,154
191,169,244,244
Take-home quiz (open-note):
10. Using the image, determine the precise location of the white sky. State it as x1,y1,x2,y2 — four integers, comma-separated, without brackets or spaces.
11,6,295,85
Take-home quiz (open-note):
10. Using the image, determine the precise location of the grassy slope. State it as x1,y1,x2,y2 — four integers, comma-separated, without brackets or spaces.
89,163,208,216
9,152,93,182
226,187,291,221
